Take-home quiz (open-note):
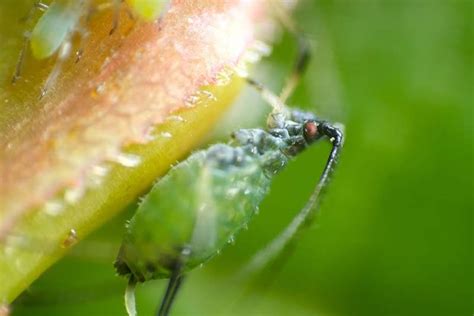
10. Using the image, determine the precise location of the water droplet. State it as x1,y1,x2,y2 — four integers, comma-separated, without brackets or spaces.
226,187,240,199
92,165,110,177
143,126,156,141
255,207,260,215
185,93,203,108
61,229,78,248
44,200,64,216
215,69,232,86
181,247,191,256
228,235,235,245
95,83,106,95
184,98,197,108
160,132,173,139
101,57,111,70
200,90,217,101
166,115,185,122
64,186,84,204
242,51,260,64
198,263,204,269
252,40,272,56
114,153,142,168
242,223,249,230
234,63,248,78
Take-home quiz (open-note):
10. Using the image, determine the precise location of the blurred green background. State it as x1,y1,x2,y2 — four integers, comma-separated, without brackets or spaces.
11,0,472,315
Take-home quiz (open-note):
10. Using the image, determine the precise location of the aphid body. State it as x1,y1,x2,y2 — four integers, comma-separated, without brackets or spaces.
13,0,167,95
12,0,92,95
115,105,343,315
29,0,89,60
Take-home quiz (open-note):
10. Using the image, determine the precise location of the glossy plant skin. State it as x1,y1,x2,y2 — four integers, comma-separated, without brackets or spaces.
0,0,271,303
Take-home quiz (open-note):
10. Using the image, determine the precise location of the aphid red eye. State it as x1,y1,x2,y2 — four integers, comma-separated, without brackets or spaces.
303,121,319,142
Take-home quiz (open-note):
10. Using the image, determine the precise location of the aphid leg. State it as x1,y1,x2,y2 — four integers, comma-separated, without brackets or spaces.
241,122,343,275
125,278,138,316
40,38,72,98
12,1,49,84
267,0,312,103
279,34,311,103
11,32,31,84
157,262,185,316
109,0,123,35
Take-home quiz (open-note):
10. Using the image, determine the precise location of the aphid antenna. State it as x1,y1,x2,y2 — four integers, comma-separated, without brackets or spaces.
157,266,184,316
157,247,190,316
245,78,288,115
269,0,312,103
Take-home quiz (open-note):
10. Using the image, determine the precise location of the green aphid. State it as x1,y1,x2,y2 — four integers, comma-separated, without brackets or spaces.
30,0,88,60
12,0,92,97
115,11,343,314
115,82,344,316
126,0,167,21
12,0,167,97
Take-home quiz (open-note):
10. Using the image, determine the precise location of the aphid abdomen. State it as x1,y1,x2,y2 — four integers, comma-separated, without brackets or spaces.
116,144,273,282
30,1,85,59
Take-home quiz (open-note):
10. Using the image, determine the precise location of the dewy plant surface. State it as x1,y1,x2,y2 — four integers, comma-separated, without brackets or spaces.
0,0,282,302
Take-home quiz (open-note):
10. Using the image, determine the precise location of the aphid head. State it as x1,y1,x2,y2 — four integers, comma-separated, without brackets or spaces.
302,120,321,144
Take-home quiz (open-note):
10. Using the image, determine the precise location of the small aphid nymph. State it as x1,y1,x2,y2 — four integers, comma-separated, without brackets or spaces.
125,0,167,21
12,0,167,97
12,1,91,97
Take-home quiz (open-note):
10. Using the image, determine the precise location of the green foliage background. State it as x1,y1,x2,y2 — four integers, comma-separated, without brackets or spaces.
11,1,472,315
